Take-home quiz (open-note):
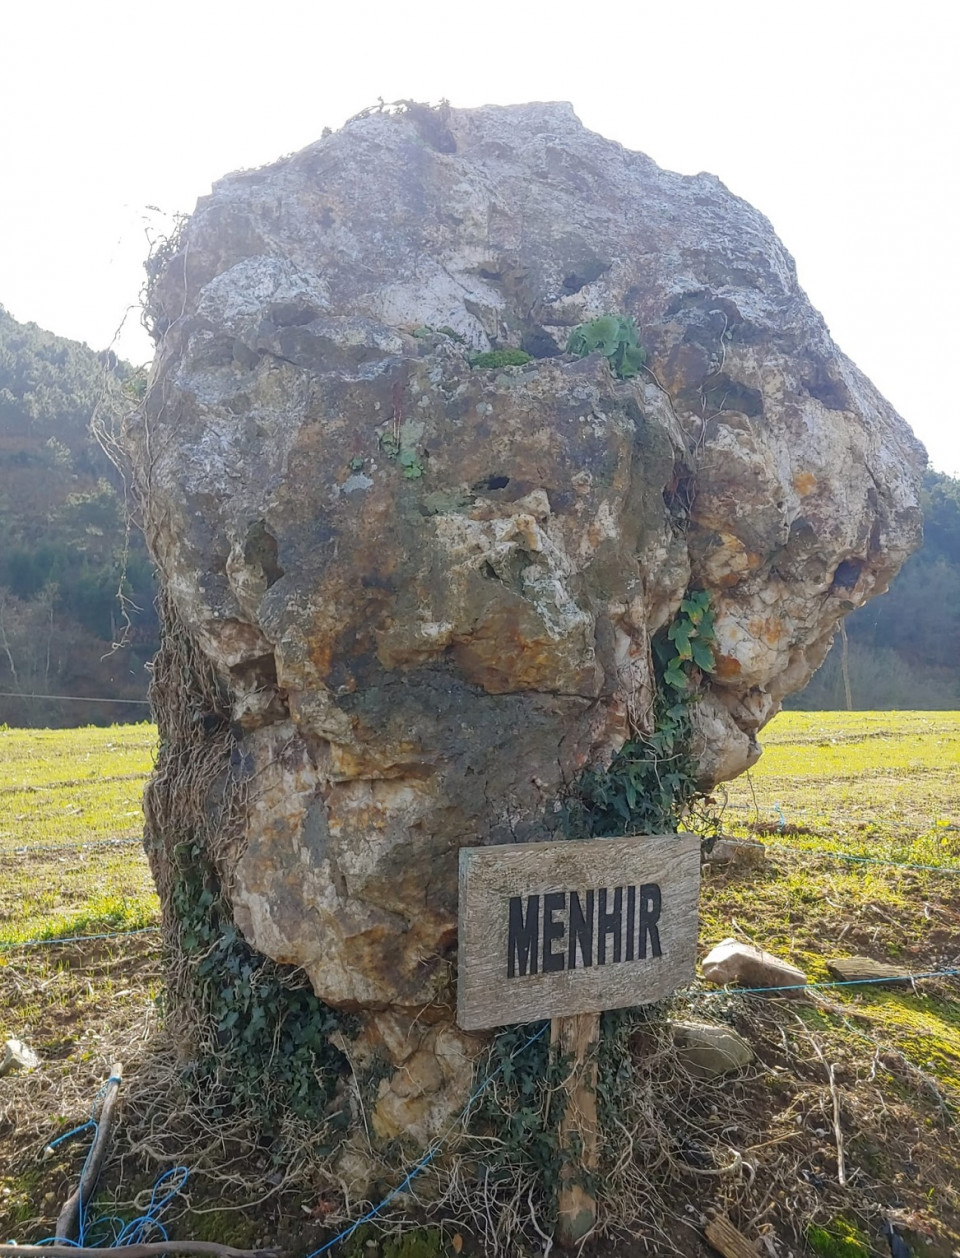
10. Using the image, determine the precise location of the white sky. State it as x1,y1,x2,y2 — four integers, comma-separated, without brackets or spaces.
2,0,957,474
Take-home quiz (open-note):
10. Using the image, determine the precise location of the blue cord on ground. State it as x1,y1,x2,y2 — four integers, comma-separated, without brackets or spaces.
27,1073,189,1251
0,927,159,952
8,966,958,1253
303,1021,550,1258
301,962,960,1255
726,966,960,995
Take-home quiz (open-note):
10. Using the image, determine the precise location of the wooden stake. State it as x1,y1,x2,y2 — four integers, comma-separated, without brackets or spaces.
705,1214,760,1258
552,1013,600,1247
56,1062,123,1243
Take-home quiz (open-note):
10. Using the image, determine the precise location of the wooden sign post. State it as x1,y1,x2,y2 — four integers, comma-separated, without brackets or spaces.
457,832,700,1246
552,1011,601,1246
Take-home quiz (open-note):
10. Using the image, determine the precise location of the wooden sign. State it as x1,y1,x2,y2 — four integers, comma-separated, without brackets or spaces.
457,832,700,1031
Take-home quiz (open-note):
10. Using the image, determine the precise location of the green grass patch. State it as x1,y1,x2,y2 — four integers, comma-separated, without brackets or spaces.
0,890,158,948
0,723,155,848
720,711,960,867
0,725,159,946
704,710,960,1115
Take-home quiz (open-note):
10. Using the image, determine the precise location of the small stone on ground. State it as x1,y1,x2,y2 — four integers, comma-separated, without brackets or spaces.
825,955,913,983
703,840,767,869
672,1020,754,1078
0,1038,41,1075
701,938,807,990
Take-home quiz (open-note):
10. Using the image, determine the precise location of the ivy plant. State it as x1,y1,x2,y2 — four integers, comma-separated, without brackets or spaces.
171,843,349,1141
566,315,646,379
657,589,717,691
559,590,717,839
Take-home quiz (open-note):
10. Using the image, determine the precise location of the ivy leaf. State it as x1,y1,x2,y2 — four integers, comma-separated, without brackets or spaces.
681,590,710,623
663,660,688,690
669,619,694,659
691,638,716,672
616,344,646,378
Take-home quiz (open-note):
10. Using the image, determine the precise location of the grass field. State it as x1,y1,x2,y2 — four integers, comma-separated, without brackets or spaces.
0,712,958,1254
0,723,158,945
721,711,960,865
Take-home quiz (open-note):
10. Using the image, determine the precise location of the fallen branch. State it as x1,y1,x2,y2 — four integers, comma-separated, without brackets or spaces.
826,1060,847,1186
806,1034,846,1186
56,1062,124,1242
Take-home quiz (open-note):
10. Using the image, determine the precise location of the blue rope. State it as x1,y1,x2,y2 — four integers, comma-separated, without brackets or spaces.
0,927,159,952
301,963,959,1255
699,831,960,876
764,843,960,875
30,1073,189,1250
304,1022,550,1258
718,966,960,995
110,1167,190,1246
0,838,142,857
44,1121,96,1153
8,826,958,875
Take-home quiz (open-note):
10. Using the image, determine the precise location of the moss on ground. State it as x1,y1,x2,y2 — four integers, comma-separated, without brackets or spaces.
806,1218,871,1258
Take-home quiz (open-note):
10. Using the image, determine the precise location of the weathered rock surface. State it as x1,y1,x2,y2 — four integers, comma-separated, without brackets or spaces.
0,1038,40,1076
701,938,808,990
702,839,767,870
130,102,923,1136
672,1020,754,1078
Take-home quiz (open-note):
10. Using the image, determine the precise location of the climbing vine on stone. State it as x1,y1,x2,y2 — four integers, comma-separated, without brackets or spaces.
566,314,646,379
559,591,717,839
170,842,350,1141
658,589,717,691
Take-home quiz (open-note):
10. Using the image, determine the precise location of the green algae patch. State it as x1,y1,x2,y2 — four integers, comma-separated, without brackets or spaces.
806,1218,871,1258
468,349,532,368
846,987,960,1097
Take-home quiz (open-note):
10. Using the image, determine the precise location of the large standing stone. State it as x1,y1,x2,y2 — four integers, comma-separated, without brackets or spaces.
129,102,924,1139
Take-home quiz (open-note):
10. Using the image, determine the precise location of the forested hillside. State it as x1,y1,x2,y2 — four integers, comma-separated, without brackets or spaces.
787,468,960,709
0,302,956,724
0,306,156,727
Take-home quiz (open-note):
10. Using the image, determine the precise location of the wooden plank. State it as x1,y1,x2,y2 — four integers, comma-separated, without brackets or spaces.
553,1013,599,1247
457,833,700,1031
705,1214,759,1258
825,955,913,983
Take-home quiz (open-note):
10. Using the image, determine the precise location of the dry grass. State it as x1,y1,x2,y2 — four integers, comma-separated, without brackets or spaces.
0,712,959,1257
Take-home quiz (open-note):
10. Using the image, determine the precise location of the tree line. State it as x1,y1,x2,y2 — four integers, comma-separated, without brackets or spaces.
0,303,955,725
0,305,157,727
785,470,960,710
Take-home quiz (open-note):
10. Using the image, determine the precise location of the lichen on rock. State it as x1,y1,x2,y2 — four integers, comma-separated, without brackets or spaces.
127,101,924,1146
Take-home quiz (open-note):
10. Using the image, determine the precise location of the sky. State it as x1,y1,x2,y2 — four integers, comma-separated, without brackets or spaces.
2,0,957,474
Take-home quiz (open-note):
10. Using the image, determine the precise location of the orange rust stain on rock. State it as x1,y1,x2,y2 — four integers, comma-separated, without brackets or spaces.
747,616,786,647
792,472,817,496
714,654,742,680
330,743,430,780
307,641,333,677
